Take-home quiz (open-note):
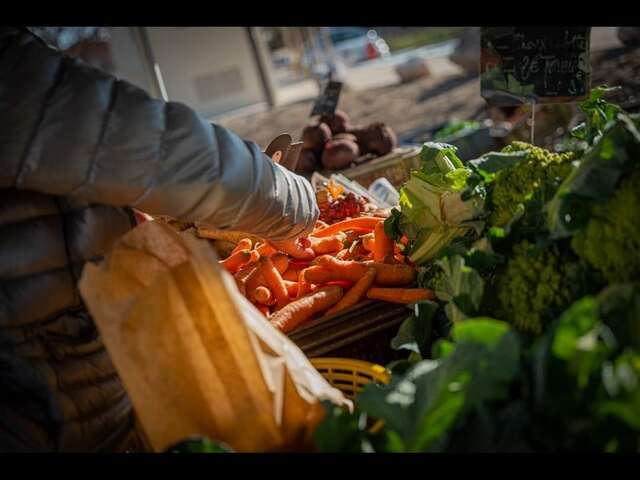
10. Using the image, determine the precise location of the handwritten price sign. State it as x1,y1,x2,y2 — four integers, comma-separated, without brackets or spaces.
481,27,591,106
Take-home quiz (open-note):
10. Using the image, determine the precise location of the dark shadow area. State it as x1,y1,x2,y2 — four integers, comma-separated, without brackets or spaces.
416,74,477,104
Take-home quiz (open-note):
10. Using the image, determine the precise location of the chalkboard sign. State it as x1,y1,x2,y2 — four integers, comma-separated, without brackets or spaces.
481,27,591,106
310,80,343,117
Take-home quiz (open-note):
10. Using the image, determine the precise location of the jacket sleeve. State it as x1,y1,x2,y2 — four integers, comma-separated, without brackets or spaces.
0,27,318,241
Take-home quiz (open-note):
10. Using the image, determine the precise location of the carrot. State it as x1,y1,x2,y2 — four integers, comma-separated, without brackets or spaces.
270,239,315,260
270,286,344,333
367,261,417,286
374,221,394,263
383,254,396,265
312,256,416,286
254,286,275,306
400,235,409,246
304,266,335,284
271,253,289,274
256,304,271,317
347,242,368,261
282,268,302,282
342,229,371,245
324,280,355,289
296,269,312,299
309,236,344,255
234,264,257,295
283,280,299,297
298,237,312,249
231,238,253,256
335,249,350,260
326,267,376,316
367,287,435,304
256,242,278,257
361,233,376,252
312,217,383,238
259,256,290,310
314,220,330,231
288,260,312,269
220,249,252,273
245,268,267,302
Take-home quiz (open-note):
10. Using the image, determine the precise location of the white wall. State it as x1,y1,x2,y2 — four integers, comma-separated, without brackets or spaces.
144,27,268,118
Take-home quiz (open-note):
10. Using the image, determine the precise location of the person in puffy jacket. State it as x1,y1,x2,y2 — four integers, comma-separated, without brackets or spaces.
0,27,319,452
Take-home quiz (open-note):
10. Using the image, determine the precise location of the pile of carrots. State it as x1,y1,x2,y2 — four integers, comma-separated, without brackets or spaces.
218,216,435,334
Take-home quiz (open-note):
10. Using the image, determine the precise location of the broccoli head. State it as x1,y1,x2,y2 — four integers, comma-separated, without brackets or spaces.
496,240,574,335
571,169,640,283
489,142,576,227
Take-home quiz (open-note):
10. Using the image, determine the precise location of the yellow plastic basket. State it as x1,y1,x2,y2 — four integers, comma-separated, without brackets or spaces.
310,357,390,400
311,357,390,434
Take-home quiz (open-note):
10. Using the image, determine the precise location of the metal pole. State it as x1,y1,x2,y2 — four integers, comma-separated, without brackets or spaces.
246,27,276,109
134,27,169,102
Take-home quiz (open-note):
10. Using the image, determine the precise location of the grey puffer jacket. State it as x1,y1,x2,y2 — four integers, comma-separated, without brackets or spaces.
0,27,318,452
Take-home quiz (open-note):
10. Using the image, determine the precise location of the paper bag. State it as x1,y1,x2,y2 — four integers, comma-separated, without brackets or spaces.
78,221,351,452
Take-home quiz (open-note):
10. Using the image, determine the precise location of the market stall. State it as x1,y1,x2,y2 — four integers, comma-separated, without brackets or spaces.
72,27,640,453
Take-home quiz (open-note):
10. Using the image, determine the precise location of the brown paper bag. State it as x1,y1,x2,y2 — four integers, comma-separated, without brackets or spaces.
78,221,351,452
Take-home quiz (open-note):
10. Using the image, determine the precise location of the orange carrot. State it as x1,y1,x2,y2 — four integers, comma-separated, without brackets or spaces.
259,256,290,310
256,304,271,317
298,237,312,249
220,249,252,273
231,238,253,256
367,261,416,286
234,264,257,295
374,221,394,263
314,220,330,231
343,229,369,245
361,233,375,252
283,280,299,297
309,236,344,255
271,253,289,274
326,267,376,316
282,268,302,282
256,242,278,257
367,287,435,304
311,256,416,286
270,286,344,333
270,239,315,260
296,269,312,299
312,217,383,238
254,286,275,306
335,249,350,260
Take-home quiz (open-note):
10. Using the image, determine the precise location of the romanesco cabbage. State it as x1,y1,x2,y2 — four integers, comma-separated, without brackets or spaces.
489,142,576,227
496,240,574,335
571,169,640,283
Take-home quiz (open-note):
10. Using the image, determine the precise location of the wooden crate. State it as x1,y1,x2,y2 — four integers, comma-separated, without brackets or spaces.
288,300,410,366
318,146,422,189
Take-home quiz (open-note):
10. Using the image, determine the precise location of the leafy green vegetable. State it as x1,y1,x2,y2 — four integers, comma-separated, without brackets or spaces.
571,85,624,146
358,319,520,452
397,142,484,265
315,90,640,453
434,255,484,324
571,170,640,283
390,300,439,356
496,240,575,335
548,113,640,238
486,142,576,228
433,120,481,141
